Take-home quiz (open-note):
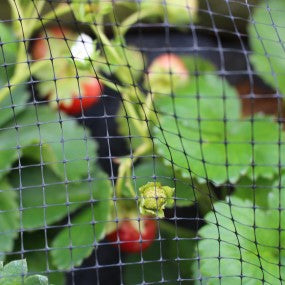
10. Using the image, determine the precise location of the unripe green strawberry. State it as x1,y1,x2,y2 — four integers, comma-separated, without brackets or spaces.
139,182,174,217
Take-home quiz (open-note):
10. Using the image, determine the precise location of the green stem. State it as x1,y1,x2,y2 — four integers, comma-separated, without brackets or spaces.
91,25,123,66
91,23,150,140
121,92,148,138
119,9,157,36
24,1,46,39
32,3,71,33
25,1,36,18
99,74,123,93
91,23,155,198
8,0,19,20
109,12,120,39
8,0,24,38
116,141,152,197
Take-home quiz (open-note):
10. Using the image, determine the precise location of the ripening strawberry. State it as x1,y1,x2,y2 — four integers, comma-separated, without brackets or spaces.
147,53,189,94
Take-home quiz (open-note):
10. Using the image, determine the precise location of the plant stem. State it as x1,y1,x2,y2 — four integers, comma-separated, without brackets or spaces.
32,3,71,33
90,22,156,199
121,92,148,138
116,141,152,197
119,9,157,36
99,74,123,93
8,0,24,38
8,0,19,20
109,12,120,39
91,24,149,139
91,25,123,66
24,1,46,39
142,92,156,129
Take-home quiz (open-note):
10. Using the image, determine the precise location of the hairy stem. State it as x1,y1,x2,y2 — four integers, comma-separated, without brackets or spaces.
116,141,152,197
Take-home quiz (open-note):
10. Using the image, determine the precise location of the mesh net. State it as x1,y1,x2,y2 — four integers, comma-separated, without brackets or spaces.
0,0,284,284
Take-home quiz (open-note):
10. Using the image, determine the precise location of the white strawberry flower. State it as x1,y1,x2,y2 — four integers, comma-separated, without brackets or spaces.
71,33,94,64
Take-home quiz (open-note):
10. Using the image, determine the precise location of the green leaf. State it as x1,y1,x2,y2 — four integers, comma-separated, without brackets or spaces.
9,165,108,230
237,115,284,180
51,171,112,270
124,222,196,284
9,231,65,285
121,159,196,207
0,260,27,285
194,196,285,284
165,0,198,25
26,254,64,285
181,56,216,75
0,22,17,81
24,275,48,285
154,74,247,185
155,75,241,137
0,105,97,181
0,22,29,127
234,176,274,208
0,259,49,285
0,179,19,261
0,84,30,128
249,0,285,94
154,73,285,185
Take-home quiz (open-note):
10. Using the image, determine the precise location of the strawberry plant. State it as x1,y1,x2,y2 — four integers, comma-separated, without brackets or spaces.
0,0,200,280
2,0,285,284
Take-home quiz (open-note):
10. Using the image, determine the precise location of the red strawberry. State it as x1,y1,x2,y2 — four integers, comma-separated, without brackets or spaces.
106,217,156,253
59,77,103,116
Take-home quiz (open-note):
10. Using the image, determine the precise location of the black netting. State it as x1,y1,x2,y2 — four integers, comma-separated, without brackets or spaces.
0,0,284,284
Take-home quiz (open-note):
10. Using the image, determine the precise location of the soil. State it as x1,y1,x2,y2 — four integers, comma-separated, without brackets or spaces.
237,78,282,117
